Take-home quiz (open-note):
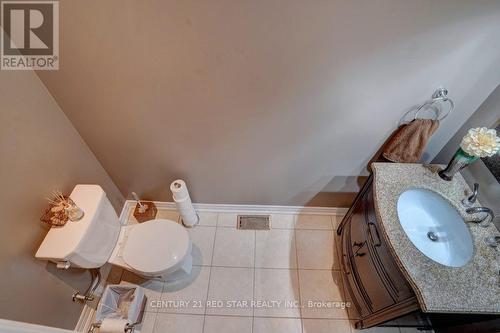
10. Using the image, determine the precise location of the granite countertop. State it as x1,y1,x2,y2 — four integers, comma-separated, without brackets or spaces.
372,163,500,314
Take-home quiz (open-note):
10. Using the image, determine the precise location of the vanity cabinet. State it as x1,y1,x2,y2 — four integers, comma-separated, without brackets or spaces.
338,170,500,332
337,175,420,329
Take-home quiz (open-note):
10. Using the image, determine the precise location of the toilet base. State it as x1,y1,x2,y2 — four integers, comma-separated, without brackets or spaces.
108,220,193,283
157,253,193,282
109,253,193,282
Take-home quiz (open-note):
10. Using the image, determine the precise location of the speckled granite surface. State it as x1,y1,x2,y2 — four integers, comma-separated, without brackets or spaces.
372,163,500,314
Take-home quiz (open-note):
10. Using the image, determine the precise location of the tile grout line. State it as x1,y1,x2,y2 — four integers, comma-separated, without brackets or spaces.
145,310,353,320
145,311,158,333
201,213,219,333
252,229,256,333
199,264,342,271
216,225,335,231
292,215,304,333
330,216,338,271
149,311,353,321
154,278,167,330
334,223,349,331
334,214,357,333
201,314,351,320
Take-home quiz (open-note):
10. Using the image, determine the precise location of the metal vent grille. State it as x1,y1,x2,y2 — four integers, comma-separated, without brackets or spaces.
237,215,270,230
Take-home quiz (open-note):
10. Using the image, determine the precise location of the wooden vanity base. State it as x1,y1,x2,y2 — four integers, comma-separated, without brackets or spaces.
337,175,421,329
337,174,500,332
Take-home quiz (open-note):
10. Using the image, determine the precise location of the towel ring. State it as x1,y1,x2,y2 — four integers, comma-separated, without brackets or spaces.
414,88,454,121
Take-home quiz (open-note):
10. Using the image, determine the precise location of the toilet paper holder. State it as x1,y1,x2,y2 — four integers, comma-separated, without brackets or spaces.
88,322,137,333
90,284,146,333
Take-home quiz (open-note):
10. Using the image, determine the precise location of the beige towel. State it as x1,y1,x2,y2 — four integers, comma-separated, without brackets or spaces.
382,119,439,163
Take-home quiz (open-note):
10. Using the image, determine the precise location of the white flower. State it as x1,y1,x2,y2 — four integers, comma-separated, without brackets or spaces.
460,127,500,158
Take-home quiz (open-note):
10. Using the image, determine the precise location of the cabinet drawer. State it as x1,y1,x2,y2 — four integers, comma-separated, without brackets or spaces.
349,207,395,313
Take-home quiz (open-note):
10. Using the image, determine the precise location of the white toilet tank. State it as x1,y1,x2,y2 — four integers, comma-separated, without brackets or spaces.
36,185,121,269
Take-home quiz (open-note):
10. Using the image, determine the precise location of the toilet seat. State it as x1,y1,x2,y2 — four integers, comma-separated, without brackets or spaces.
122,219,191,275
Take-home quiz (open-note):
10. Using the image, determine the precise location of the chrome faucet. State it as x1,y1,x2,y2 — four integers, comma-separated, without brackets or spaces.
462,183,479,207
466,206,495,228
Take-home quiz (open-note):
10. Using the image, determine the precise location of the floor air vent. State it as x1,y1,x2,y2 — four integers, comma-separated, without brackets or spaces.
237,215,270,230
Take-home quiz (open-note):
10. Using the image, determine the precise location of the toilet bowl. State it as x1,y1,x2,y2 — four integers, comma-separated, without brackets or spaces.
109,219,192,281
35,185,193,282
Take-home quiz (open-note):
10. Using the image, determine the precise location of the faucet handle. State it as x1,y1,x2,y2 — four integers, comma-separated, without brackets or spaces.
462,183,479,207
466,206,494,228
485,235,500,249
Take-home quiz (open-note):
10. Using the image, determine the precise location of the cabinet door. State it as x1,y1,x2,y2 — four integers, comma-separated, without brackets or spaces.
349,201,395,313
363,186,415,301
341,216,371,317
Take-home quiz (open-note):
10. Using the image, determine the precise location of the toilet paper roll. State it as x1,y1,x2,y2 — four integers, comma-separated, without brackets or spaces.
99,319,129,333
181,213,199,227
170,180,199,227
170,179,189,201
175,196,198,227
176,201,193,209
174,194,192,205
176,205,196,218
178,207,197,217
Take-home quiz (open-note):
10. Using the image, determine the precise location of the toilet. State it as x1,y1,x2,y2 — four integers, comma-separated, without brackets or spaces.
35,184,192,281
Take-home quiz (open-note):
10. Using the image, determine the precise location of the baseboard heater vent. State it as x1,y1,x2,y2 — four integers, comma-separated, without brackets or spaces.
237,215,270,230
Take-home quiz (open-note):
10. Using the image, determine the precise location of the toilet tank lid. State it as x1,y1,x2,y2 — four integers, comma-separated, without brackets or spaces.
35,185,105,261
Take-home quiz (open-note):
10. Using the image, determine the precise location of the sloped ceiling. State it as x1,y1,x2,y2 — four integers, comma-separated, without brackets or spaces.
37,0,500,205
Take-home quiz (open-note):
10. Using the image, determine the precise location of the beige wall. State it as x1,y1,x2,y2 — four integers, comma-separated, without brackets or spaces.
0,67,124,327
434,84,500,219
38,1,500,206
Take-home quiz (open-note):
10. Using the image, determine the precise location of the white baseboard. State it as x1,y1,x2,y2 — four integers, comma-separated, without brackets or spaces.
0,319,76,333
118,198,132,225
123,200,348,216
74,304,95,333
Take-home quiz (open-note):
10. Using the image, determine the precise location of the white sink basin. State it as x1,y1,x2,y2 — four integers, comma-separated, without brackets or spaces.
397,189,473,267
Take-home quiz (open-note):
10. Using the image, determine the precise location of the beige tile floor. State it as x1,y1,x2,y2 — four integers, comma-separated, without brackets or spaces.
114,208,430,333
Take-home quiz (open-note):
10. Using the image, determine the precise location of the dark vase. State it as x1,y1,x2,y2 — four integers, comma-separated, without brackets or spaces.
438,148,478,181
